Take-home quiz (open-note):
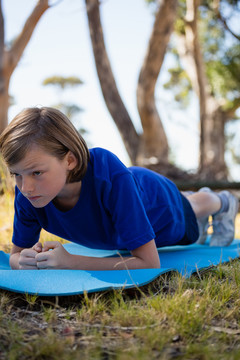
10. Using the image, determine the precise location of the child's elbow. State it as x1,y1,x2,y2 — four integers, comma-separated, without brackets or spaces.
145,257,160,269
152,258,161,269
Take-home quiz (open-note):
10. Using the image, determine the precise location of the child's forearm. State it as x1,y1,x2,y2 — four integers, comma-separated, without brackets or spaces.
34,240,160,270
66,253,159,270
66,239,160,270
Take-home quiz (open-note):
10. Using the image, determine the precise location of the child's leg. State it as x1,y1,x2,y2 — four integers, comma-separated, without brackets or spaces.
184,188,220,245
186,191,221,218
185,189,239,246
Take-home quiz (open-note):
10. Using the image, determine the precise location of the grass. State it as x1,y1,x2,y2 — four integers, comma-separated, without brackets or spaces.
1,268,240,359
1,175,240,359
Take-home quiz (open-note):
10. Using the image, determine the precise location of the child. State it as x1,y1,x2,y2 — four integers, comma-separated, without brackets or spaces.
0,107,238,270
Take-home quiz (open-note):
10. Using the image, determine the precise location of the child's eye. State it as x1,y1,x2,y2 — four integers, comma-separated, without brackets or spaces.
33,171,42,176
10,172,20,177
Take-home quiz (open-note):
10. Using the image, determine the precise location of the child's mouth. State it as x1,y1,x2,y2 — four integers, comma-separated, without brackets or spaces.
28,196,41,201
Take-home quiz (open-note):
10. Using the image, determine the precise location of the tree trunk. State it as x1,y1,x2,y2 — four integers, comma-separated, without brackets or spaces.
178,0,228,179
85,0,140,164
0,0,7,133
136,0,178,166
0,76,9,133
0,0,49,133
199,100,227,180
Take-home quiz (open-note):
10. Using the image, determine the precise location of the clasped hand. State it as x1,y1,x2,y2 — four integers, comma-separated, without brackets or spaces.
18,241,71,270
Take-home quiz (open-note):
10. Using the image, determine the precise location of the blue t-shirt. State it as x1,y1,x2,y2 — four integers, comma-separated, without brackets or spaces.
12,148,185,250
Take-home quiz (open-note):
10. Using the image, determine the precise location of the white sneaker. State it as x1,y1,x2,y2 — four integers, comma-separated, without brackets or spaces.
210,191,239,246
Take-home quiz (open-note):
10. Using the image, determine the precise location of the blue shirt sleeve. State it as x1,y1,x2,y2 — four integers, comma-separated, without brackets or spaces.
12,187,41,248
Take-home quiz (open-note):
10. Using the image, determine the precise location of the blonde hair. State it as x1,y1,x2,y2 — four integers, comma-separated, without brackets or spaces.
0,107,90,183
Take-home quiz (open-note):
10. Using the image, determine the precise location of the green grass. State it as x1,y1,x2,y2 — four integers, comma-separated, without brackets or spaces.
1,174,240,359
1,267,240,359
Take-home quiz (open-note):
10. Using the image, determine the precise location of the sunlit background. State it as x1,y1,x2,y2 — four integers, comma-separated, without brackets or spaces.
2,0,240,179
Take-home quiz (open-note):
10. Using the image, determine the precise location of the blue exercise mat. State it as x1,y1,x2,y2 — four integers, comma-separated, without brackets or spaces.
0,239,239,296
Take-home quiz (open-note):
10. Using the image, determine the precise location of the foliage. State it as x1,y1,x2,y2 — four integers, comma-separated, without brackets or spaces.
53,103,84,122
42,76,83,89
199,3,240,109
42,75,87,137
164,0,240,116
163,62,192,108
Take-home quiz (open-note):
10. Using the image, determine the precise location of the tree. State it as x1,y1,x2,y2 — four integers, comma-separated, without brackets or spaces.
85,0,179,172
164,0,240,179
42,75,83,89
0,0,50,133
86,0,240,181
137,0,178,166
85,0,140,164
42,75,87,136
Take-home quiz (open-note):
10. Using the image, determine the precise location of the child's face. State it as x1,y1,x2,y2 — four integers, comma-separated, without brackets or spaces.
9,145,76,208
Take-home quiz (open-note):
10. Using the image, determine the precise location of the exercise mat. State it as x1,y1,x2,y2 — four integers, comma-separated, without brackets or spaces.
0,239,239,296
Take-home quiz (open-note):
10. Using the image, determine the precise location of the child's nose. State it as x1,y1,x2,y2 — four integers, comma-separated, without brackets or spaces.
21,176,35,194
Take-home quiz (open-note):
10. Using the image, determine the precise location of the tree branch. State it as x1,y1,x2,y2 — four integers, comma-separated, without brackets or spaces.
207,0,240,41
138,0,178,99
224,97,240,118
136,0,178,161
8,0,50,75
217,10,240,41
85,0,140,163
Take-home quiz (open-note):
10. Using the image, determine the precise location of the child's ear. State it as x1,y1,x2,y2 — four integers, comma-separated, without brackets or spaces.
66,151,78,170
